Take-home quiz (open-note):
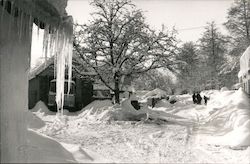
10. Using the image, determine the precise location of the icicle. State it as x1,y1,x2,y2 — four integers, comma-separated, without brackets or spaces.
50,28,56,58
27,14,33,68
54,28,59,79
28,14,33,40
55,25,65,114
43,24,49,65
17,7,20,37
54,17,73,116
1,0,5,28
56,30,66,115
19,11,23,41
8,1,14,38
67,36,73,95
37,20,40,41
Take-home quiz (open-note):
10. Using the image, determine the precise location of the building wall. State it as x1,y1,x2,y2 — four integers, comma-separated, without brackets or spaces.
0,8,32,162
29,65,94,111
28,78,40,109
39,76,51,105
81,80,93,108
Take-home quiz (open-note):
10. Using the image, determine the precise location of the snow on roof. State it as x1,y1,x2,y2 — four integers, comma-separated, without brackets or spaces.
29,56,97,80
29,57,54,80
93,83,111,90
238,46,250,78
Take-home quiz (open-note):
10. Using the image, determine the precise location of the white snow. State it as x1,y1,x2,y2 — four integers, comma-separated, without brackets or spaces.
26,130,77,163
220,87,229,91
238,46,250,78
142,88,168,99
192,88,250,147
29,101,54,116
28,88,250,163
26,111,45,130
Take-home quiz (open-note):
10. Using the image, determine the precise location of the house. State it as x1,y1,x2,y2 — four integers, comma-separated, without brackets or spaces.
92,83,112,100
0,0,73,162
238,46,250,95
92,75,134,101
29,57,95,111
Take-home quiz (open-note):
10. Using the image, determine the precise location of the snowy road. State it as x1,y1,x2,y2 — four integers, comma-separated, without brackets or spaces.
37,119,249,163
30,89,250,163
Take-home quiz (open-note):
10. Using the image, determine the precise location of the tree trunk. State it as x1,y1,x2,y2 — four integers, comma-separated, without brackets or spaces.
114,76,120,104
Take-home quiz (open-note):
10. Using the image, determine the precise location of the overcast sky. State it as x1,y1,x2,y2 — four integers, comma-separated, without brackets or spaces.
66,0,234,42
31,0,234,67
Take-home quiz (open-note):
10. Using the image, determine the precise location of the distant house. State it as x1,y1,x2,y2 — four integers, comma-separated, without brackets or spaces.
92,75,134,101
92,83,112,100
28,57,96,111
238,46,250,95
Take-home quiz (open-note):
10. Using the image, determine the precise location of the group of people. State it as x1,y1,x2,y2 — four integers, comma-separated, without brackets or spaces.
192,92,209,105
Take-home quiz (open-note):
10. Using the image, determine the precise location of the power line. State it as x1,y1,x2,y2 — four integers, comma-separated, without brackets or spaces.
177,23,224,31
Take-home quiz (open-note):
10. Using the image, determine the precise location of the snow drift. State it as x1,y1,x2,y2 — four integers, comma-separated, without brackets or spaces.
26,111,45,129
142,88,168,99
72,97,194,127
196,88,250,147
26,130,77,163
30,101,55,115
26,130,105,163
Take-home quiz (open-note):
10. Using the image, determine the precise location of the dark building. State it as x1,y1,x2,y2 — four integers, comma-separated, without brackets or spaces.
29,57,95,111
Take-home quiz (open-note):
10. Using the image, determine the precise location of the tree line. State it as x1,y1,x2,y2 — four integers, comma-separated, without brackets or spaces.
177,0,250,92
73,0,250,103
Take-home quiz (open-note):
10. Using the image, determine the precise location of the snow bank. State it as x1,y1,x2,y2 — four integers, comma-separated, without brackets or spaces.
135,90,150,97
197,88,250,147
71,98,192,125
201,90,220,97
78,100,113,114
76,100,113,121
142,88,167,99
26,130,105,163
60,143,112,163
26,130,77,163
26,111,45,129
30,101,55,116
155,99,171,108
220,87,229,91
74,99,146,122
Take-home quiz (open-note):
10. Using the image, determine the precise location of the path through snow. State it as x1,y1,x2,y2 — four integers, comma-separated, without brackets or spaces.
29,88,250,163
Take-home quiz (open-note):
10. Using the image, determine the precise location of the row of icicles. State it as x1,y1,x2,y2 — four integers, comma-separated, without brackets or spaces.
1,0,73,115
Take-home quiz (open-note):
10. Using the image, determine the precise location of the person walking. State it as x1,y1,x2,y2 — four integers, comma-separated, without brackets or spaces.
196,92,202,105
192,92,197,104
203,95,209,105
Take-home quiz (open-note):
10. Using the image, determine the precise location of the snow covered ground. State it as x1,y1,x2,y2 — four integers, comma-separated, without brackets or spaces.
27,88,250,163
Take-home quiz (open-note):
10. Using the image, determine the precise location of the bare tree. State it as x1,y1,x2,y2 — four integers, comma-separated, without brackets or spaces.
73,0,178,103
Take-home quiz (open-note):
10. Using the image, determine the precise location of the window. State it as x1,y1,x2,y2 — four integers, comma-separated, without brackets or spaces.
49,81,75,94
